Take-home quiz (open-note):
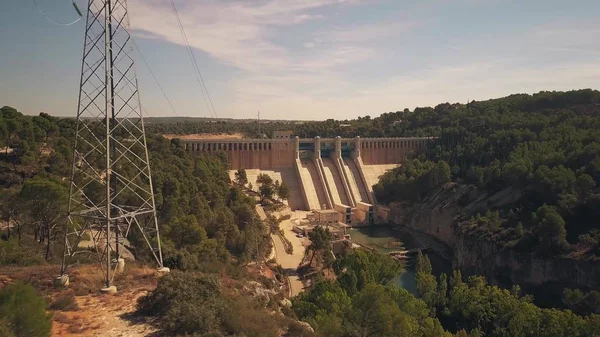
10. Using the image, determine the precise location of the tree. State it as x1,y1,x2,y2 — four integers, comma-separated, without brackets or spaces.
334,249,402,293
19,178,68,260
165,215,207,250
278,181,291,203
234,169,248,186
0,282,52,337
576,174,596,196
0,188,24,242
308,226,331,265
256,173,273,187
416,251,438,311
256,173,275,203
437,273,448,311
431,161,451,186
534,205,569,254
258,183,274,203
349,284,418,337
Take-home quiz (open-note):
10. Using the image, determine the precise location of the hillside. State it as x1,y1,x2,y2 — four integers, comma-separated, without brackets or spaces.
374,90,600,309
2,91,600,337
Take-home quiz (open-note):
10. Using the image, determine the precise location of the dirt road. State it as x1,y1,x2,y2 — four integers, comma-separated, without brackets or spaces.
256,205,307,297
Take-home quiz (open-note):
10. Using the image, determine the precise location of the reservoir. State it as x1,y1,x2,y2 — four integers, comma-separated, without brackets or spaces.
348,225,451,295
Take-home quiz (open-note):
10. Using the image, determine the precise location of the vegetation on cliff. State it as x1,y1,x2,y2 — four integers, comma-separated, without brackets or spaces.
415,252,600,336
373,90,600,257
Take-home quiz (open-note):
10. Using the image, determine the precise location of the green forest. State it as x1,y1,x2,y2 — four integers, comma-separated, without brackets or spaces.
1,89,600,337
291,248,600,337
373,90,600,257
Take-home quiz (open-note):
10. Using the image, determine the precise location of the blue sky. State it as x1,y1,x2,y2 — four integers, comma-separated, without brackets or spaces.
1,0,600,120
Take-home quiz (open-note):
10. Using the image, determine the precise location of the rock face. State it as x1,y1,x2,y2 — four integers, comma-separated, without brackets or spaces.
388,183,600,291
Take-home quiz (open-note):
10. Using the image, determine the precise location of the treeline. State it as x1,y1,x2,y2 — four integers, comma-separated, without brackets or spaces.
0,106,271,267
415,252,600,336
373,90,600,256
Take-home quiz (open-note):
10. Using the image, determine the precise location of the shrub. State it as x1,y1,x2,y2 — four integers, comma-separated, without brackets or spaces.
138,271,285,336
138,271,226,335
0,240,45,266
0,319,15,337
48,293,78,311
0,282,52,337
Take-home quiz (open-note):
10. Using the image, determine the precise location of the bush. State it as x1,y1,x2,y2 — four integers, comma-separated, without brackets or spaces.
0,282,52,337
0,240,45,266
138,271,227,335
0,319,15,337
138,271,285,336
48,293,78,311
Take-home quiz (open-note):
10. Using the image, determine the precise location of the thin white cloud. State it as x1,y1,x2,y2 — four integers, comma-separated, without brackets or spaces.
127,0,370,73
227,60,600,119
125,1,600,119
317,20,418,43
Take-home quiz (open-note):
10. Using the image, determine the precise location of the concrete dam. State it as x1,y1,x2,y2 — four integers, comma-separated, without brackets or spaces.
182,135,429,226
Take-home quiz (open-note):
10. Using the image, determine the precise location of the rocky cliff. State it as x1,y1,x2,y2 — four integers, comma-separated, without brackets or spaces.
388,182,600,292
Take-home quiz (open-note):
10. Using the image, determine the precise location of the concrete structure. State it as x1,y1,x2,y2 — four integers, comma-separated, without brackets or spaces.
307,209,339,226
182,135,430,226
273,130,294,139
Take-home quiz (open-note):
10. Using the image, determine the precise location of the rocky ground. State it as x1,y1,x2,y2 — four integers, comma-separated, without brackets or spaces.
1,264,160,337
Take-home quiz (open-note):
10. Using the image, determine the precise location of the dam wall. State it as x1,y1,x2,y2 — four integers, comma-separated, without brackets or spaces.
181,135,430,221
184,139,295,169
181,136,429,170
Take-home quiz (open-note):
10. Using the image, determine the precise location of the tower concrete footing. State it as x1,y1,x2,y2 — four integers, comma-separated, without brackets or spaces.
54,274,70,288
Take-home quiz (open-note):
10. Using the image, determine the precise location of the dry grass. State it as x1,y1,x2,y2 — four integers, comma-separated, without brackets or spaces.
49,292,79,311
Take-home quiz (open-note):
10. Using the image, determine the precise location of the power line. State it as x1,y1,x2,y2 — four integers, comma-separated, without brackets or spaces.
32,0,179,118
131,38,180,117
166,0,218,118
31,0,82,26
169,0,217,118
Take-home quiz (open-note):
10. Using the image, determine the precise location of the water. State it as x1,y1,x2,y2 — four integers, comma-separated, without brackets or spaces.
348,226,451,295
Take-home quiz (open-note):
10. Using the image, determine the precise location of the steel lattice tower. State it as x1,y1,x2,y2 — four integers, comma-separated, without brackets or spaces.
59,0,166,291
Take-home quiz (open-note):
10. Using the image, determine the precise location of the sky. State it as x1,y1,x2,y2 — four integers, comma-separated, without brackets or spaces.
1,0,600,120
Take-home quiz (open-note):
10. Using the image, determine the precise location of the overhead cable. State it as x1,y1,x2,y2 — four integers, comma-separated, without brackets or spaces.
131,38,180,117
166,0,218,118
31,0,82,27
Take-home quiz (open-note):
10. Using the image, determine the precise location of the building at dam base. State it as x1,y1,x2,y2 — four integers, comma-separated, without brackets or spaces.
182,135,429,226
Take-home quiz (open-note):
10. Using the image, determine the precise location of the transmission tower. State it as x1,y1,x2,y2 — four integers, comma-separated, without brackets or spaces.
58,0,167,292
